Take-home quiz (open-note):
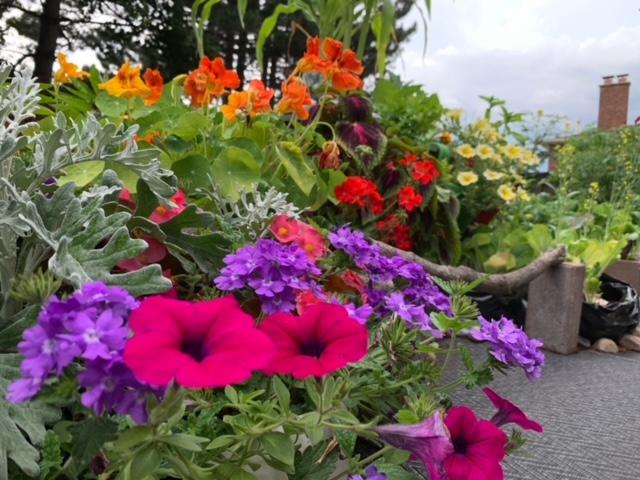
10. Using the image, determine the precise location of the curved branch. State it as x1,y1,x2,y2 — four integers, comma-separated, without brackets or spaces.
371,239,567,296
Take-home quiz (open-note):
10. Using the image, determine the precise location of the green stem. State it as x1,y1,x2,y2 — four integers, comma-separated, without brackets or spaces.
438,331,457,382
434,377,466,394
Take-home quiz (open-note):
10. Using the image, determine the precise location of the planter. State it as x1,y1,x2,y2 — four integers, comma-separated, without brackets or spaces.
525,262,585,354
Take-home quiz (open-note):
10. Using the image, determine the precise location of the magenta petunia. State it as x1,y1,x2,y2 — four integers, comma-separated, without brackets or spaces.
123,295,275,389
483,387,543,432
373,411,453,480
258,303,368,379
443,406,507,480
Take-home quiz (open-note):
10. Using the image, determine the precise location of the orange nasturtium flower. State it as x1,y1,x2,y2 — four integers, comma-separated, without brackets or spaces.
275,78,313,120
99,62,151,99
221,80,274,123
53,53,89,85
184,56,241,108
294,37,364,91
143,68,164,106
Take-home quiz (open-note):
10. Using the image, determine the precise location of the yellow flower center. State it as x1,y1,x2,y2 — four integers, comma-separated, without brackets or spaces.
278,227,289,236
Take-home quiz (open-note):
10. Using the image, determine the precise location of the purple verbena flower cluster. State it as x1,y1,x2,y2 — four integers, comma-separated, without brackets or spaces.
470,315,545,382
328,226,451,335
214,238,322,314
7,281,161,423
349,466,388,480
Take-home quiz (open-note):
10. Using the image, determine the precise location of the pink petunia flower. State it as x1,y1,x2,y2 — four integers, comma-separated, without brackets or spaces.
270,215,301,243
373,411,453,480
483,387,543,432
123,295,274,388
149,190,187,224
294,224,327,261
443,406,507,480
258,303,368,379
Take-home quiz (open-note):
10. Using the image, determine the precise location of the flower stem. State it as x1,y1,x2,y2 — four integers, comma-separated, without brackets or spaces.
328,445,394,480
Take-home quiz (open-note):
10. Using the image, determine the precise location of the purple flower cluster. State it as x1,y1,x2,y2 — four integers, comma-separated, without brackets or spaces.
349,466,387,480
214,238,322,314
470,316,545,382
328,226,451,335
7,281,161,423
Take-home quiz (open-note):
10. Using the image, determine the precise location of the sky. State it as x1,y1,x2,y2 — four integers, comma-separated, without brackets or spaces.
392,0,640,130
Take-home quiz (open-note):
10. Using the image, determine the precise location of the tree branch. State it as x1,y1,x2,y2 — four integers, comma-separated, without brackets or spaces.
0,2,40,17
371,239,567,296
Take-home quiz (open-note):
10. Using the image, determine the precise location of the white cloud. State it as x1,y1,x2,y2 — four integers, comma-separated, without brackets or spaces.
394,0,640,126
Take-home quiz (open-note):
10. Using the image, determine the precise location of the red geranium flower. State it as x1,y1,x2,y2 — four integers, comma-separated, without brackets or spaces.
412,160,440,185
149,190,187,224
399,153,417,166
117,237,167,272
483,387,543,432
258,303,368,379
377,214,412,251
123,296,274,388
335,176,384,214
443,406,507,480
398,186,423,212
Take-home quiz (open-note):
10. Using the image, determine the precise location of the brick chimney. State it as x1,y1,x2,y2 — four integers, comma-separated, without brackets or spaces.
598,74,630,130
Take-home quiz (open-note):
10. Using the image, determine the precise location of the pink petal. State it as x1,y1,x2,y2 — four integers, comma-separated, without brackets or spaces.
444,453,503,480
128,296,184,335
124,335,188,386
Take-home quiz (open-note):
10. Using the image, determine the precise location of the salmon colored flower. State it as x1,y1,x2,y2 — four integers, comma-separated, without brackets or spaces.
99,62,151,99
143,68,164,106
319,141,341,170
294,224,327,262
149,190,187,224
53,53,89,85
258,303,368,379
398,186,423,212
275,78,313,120
123,296,275,388
270,215,301,243
184,56,241,108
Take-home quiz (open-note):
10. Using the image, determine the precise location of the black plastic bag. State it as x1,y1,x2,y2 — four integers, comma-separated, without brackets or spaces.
467,292,527,328
580,273,640,343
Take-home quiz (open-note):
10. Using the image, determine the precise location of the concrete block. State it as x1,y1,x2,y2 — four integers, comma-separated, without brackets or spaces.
525,262,585,354
604,260,640,293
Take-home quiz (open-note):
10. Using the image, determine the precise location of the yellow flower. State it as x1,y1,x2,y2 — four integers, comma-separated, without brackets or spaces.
472,118,490,132
498,185,516,202
520,150,541,166
483,170,505,181
484,128,500,142
456,144,476,158
53,53,89,85
505,145,522,160
476,144,494,159
490,153,504,165
446,109,463,122
99,62,152,99
457,171,479,186
517,188,531,201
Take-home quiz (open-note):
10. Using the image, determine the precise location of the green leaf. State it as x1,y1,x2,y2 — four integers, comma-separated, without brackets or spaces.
335,430,356,457
68,417,118,472
237,0,248,28
261,432,295,466
370,0,395,75
210,146,261,200
112,426,153,452
289,439,339,480
0,305,39,352
384,448,412,465
173,111,211,141
271,376,290,413
275,142,316,196
256,3,300,72
160,205,232,274
223,137,264,166
207,435,236,450
459,344,475,372
125,446,162,479
483,251,517,273
376,463,421,480
94,91,127,117
171,154,211,193
159,433,210,452
57,160,105,187
0,354,61,479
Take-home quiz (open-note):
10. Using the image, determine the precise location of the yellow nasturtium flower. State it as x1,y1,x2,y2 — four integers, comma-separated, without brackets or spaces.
99,62,151,99
476,144,494,160
483,170,505,181
53,53,89,85
498,185,516,202
457,171,479,186
456,144,476,158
